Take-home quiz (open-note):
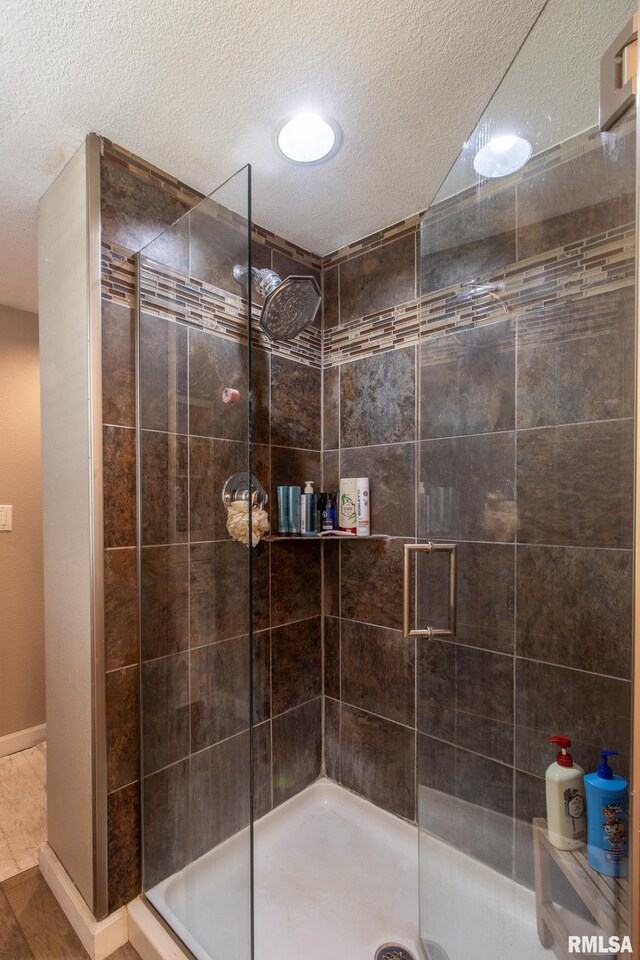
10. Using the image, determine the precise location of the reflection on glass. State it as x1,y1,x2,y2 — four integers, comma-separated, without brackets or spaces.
417,1,637,957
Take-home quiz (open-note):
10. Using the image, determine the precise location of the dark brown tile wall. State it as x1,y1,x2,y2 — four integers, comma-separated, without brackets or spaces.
100,144,324,909
100,123,635,911
320,123,636,896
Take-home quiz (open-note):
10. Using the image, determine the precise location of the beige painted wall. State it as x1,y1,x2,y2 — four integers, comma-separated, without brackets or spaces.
0,303,45,739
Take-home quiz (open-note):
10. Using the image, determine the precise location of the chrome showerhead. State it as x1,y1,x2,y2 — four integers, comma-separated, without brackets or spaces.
233,266,322,341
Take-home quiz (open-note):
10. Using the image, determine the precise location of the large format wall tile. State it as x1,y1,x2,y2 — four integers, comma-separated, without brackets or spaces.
140,545,189,660
341,619,414,726
142,652,190,775
139,314,188,434
143,759,190,888
271,355,321,449
190,732,251,859
189,437,247,542
339,233,416,323
188,329,269,444
189,539,269,645
140,431,189,546
340,348,415,447
516,131,635,260
190,636,251,752
417,735,514,876
324,616,340,700
323,265,339,330
420,187,516,295
341,704,415,820
516,545,632,678
420,432,516,542
103,426,137,548
103,299,135,428
515,658,632,780
106,665,140,792
189,205,250,294
101,157,190,261
272,698,322,806
271,617,322,715
324,697,340,782
340,538,405,630
104,547,139,670
517,419,633,548
253,721,273,819
417,541,515,653
340,443,415,537
421,318,515,439
270,540,321,626
517,289,634,429
323,365,339,451
417,638,513,764
107,781,141,911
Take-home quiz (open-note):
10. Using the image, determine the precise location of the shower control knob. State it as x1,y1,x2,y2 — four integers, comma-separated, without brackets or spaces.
222,388,240,404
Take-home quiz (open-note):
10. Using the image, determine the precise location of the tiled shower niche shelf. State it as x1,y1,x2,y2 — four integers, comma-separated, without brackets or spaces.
264,533,391,542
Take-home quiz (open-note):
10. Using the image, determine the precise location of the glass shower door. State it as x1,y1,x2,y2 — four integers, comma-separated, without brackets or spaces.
416,2,637,957
136,166,255,960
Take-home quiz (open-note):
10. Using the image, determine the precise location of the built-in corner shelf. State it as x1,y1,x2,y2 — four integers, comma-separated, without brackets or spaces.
265,533,391,542
532,817,630,959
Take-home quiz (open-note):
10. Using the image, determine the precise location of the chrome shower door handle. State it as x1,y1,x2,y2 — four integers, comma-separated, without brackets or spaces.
403,542,457,638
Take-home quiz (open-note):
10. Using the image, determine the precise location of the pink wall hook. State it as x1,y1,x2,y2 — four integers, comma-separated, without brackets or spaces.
222,388,240,404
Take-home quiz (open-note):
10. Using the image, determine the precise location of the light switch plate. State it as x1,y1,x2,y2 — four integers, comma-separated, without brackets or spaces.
0,505,12,531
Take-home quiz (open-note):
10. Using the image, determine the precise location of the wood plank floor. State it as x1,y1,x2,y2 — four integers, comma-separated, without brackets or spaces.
0,867,140,960
0,744,47,881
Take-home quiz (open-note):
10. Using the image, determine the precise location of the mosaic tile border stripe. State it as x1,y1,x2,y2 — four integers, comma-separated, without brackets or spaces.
101,241,322,367
324,223,636,367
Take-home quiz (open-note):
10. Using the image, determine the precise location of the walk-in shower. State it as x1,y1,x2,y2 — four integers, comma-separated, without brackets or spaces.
132,1,640,958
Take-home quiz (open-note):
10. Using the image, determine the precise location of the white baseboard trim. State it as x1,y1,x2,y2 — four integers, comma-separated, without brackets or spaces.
127,899,189,960
38,843,128,960
0,723,46,758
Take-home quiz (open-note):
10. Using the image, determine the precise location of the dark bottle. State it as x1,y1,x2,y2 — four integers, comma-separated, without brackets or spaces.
322,491,337,531
317,493,326,533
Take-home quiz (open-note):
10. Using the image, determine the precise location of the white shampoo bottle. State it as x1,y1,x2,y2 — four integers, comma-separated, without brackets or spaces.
545,735,586,850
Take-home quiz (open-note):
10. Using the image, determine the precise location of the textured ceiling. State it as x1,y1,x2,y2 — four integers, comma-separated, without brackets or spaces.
1,0,547,313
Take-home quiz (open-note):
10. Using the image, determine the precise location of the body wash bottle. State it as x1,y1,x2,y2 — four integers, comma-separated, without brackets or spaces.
545,736,586,850
585,750,628,877
276,486,290,535
300,481,317,536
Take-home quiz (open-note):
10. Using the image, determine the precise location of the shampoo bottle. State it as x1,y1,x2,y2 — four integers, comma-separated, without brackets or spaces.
276,485,290,535
585,750,628,877
322,491,337,531
300,481,317,536
339,478,357,534
545,736,586,850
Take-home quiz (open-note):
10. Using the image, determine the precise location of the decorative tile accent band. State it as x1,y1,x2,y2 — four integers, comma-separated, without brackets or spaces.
324,223,635,367
101,241,322,367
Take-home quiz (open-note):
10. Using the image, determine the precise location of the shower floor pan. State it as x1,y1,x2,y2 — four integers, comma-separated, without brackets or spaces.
147,778,555,960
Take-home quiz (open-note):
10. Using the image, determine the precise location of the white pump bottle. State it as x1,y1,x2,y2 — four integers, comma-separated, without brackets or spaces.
545,735,586,850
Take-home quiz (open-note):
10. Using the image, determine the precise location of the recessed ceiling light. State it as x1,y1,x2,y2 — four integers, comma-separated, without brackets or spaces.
473,135,532,179
275,113,342,165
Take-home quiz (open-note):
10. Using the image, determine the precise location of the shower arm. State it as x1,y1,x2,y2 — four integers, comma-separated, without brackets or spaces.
233,264,283,299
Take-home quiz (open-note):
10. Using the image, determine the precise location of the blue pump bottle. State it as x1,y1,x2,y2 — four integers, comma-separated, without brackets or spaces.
584,750,628,877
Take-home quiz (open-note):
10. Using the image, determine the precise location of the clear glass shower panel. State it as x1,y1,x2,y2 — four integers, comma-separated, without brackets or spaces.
137,166,254,960
417,2,637,958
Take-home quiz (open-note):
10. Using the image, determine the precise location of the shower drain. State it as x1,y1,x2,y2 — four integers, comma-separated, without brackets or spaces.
374,946,416,960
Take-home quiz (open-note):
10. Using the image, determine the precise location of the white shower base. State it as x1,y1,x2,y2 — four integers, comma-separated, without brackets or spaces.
147,778,571,960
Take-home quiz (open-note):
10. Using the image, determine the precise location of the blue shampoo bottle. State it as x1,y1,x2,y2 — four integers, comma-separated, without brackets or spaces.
584,750,628,877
